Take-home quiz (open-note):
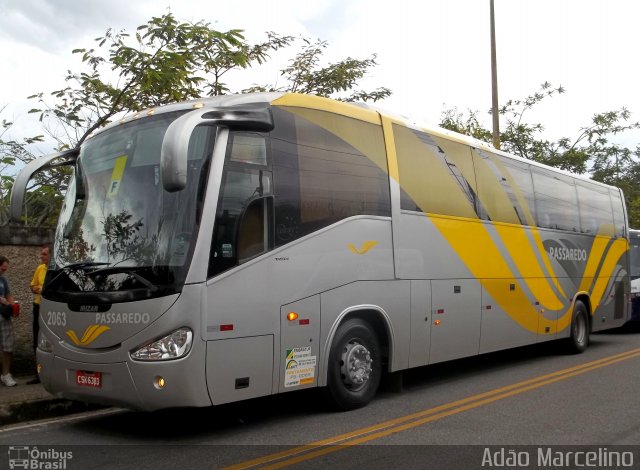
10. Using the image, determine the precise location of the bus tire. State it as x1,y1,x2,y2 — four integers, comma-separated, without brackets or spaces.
566,300,589,353
326,318,382,411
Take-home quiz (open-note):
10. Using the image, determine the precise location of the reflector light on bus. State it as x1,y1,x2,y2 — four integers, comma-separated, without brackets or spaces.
154,376,166,390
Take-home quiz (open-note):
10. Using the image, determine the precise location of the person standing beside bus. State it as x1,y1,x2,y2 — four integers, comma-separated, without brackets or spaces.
28,245,49,384
0,255,17,387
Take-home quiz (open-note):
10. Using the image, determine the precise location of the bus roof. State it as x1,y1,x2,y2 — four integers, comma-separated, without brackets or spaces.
89,92,621,194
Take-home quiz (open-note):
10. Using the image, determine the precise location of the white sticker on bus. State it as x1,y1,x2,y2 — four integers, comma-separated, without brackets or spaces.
284,347,316,387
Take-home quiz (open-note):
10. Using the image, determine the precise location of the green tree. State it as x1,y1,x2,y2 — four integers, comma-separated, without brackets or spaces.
28,13,293,149
244,38,391,102
2,13,391,228
0,115,65,227
440,82,640,226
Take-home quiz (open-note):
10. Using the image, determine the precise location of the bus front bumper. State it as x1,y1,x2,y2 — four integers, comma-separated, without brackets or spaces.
37,351,213,411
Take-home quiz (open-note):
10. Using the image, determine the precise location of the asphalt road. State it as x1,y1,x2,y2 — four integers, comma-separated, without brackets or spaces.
1,324,640,469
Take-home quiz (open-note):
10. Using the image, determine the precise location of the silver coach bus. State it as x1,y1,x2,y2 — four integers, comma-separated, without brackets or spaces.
10,93,629,411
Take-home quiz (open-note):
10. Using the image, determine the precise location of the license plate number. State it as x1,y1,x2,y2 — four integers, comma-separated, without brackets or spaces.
76,370,102,388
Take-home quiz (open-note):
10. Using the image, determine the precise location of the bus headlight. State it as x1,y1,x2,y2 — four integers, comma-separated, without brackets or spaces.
130,328,193,361
38,331,53,353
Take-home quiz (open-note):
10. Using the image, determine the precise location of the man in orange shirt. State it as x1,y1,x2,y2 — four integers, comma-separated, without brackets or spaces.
28,245,50,385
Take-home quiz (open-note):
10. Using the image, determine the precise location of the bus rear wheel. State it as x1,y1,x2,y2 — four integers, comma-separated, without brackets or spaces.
566,300,589,353
326,318,381,410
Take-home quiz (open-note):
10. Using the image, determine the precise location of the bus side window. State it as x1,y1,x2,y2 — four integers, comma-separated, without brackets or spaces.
208,132,272,278
532,170,579,232
237,197,272,263
270,107,390,248
610,189,626,237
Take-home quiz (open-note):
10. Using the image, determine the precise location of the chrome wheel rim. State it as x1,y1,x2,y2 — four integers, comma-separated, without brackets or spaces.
340,341,373,391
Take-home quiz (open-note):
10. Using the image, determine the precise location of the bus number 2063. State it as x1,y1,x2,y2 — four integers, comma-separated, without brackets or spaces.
46,311,67,327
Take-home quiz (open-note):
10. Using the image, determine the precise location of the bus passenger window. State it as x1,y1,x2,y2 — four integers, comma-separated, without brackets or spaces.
270,107,391,247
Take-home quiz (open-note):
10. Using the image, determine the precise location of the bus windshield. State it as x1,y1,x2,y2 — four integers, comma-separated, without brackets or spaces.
48,111,213,301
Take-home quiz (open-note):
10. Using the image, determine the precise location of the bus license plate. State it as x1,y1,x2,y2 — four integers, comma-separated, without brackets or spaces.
76,370,102,388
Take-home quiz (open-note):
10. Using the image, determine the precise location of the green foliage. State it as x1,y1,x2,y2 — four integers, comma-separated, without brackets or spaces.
3,13,391,228
440,83,640,226
245,38,391,102
26,13,389,151
28,13,277,147
0,114,53,226
439,107,493,143
0,13,391,229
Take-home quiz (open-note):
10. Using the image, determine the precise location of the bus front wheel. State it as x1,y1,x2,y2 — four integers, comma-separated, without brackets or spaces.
566,300,589,353
326,318,381,410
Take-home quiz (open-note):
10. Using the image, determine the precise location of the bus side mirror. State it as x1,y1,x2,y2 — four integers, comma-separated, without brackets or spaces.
161,107,273,192
9,148,79,222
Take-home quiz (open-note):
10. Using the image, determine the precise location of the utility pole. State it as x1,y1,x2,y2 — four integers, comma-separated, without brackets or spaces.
490,0,500,150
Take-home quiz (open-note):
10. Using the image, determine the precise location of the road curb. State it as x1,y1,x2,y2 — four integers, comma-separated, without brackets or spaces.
0,399,106,427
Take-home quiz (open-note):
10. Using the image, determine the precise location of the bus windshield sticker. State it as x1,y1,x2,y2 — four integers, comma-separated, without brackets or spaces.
107,155,128,198
284,347,316,388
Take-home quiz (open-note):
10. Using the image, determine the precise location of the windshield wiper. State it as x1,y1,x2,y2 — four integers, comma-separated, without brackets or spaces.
61,262,111,271
45,262,112,291
89,266,159,293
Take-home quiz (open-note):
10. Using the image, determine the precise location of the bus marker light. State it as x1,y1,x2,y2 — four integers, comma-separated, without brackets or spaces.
299,319,309,325
434,320,442,326
436,309,445,314
287,312,299,321
220,324,234,331
154,376,166,390
37,363,43,374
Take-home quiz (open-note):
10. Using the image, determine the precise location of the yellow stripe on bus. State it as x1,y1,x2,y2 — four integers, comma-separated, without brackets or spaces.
494,224,565,311
429,216,545,333
530,228,567,300
590,237,628,312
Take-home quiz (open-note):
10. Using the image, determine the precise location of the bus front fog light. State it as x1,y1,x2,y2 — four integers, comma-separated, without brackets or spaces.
130,328,193,361
154,376,166,389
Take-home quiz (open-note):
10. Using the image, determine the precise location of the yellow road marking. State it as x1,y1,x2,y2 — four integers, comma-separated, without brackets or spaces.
224,347,640,469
